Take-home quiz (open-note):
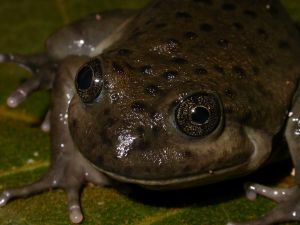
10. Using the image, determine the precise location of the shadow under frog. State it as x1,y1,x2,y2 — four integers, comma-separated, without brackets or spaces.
1,0,300,224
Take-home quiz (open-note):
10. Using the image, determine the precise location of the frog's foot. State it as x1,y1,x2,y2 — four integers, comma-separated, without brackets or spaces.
0,53,57,108
0,151,111,224
227,183,300,225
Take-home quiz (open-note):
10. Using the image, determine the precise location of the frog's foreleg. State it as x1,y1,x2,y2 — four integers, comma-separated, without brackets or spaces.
228,86,300,225
0,53,57,108
244,183,297,202
0,56,112,224
0,53,56,132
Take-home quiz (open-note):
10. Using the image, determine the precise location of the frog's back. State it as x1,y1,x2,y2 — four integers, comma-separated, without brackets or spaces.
75,0,300,186
105,0,300,134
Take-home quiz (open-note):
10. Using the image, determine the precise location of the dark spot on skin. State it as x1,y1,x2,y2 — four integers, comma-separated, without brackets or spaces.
134,31,144,38
136,140,151,150
246,46,257,55
155,23,167,28
214,65,225,75
145,84,160,96
193,0,212,6
71,118,78,129
256,82,270,97
265,57,275,66
152,126,160,137
105,117,116,127
184,31,198,39
145,17,154,25
233,22,244,31
125,62,135,70
232,66,246,78
140,65,153,75
131,101,146,112
118,49,131,56
244,10,257,19
248,96,256,105
103,108,110,116
112,62,125,75
194,67,208,75
257,28,268,39
183,150,193,158
240,111,253,124
153,1,161,8
195,42,206,49
217,39,229,49
136,126,145,137
162,70,178,80
222,3,236,11
130,28,145,39
224,89,236,98
200,23,213,32
176,11,192,19
278,40,290,49
172,57,188,65
252,66,260,75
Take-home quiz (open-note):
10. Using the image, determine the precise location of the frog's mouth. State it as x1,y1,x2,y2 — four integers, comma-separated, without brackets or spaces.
90,126,272,190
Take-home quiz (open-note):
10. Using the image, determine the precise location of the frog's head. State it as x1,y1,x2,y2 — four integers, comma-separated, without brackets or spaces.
68,54,272,189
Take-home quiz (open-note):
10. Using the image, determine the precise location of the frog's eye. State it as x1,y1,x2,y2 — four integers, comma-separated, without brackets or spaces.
75,58,103,103
175,93,222,137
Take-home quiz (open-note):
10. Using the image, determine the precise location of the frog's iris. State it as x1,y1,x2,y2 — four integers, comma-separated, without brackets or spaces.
175,93,222,137
75,58,103,103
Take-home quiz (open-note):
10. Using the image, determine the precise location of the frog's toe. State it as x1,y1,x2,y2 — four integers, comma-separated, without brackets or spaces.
0,176,52,206
7,77,41,108
67,188,83,224
0,176,84,224
230,185,300,224
0,191,11,206
245,183,297,202
41,110,51,132
69,207,83,224
1,53,57,107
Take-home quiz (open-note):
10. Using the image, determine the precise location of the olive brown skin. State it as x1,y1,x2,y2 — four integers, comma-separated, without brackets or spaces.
71,0,300,185
1,0,300,224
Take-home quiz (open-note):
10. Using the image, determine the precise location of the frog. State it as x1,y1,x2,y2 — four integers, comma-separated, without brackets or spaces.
1,0,300,224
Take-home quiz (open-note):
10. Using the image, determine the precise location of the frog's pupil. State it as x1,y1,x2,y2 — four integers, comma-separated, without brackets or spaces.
191,106,210,124
77,65,93,90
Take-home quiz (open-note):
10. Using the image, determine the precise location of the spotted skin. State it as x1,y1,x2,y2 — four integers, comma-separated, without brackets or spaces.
1,0,300,224
72,0,300,182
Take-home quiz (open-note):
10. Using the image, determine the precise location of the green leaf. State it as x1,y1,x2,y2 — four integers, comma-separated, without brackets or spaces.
0,0,299,225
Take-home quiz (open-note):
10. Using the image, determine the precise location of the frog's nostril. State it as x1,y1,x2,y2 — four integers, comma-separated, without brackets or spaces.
76,65,93,90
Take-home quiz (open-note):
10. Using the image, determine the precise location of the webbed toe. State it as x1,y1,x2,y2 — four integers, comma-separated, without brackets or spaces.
230,184,300,225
